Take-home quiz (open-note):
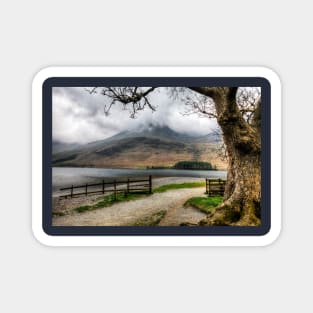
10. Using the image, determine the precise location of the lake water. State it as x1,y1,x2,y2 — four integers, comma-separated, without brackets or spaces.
52,167,227,192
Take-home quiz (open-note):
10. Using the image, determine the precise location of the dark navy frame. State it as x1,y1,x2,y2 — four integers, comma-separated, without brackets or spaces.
42,77,271,236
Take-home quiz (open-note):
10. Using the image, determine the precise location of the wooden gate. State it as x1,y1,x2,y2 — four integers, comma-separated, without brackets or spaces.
205,178,226,196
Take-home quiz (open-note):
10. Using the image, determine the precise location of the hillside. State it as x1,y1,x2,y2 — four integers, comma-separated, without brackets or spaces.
52,125,227,170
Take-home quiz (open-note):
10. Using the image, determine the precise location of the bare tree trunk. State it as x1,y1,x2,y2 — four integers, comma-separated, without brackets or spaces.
208,143,261,226
197,88,261,226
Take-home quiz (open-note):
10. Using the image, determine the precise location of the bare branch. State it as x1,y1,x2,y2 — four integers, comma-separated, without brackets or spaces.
86,86,260,131
180,89,217,119
252,97,261,131
236,87,261,124
188,87,219,99
93,87,157,118
85,87,98,94
208,127,228,161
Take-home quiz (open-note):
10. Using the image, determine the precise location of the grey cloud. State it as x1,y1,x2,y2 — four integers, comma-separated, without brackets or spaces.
52,87,218,144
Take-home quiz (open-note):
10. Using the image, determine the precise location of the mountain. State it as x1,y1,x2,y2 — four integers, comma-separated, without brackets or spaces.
52,140,82,154
52,125,226,169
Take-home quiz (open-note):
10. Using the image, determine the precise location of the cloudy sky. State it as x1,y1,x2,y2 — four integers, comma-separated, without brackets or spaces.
52,87,218,144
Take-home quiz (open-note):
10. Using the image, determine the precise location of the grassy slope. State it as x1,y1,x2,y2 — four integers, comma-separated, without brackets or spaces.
153,181,206,193
184,196,223,214
53,140,227,170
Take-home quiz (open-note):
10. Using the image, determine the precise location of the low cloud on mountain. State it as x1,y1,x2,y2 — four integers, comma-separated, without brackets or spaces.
53,87,218,144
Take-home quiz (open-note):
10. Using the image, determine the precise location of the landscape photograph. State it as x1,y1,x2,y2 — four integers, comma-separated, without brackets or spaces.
52,86,261,227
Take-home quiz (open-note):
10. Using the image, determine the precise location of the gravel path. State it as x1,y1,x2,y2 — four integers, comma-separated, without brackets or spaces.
158,204,206,226
52,187,207,226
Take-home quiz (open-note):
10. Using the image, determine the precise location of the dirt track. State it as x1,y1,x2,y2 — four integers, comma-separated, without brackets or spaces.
52,187,207,226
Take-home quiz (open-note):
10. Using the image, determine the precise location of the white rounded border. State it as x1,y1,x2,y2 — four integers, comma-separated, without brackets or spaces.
32,66,281,246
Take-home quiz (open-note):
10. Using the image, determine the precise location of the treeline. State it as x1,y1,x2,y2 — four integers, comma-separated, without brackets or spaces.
173,161,216,170
146,166,172,169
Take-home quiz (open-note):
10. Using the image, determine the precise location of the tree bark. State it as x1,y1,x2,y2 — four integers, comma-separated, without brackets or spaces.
195,88,261,226
209,141,261,226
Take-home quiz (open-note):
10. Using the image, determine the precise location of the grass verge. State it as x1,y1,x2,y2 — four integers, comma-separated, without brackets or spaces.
153,181,205,193
74,192,149,213
52,211,66,217
184,196,223,214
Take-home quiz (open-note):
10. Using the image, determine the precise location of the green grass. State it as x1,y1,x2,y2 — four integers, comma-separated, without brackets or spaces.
153,181,205,193
74,205,92,213
74,192,149,213
52,211,66,217
184,196,223,214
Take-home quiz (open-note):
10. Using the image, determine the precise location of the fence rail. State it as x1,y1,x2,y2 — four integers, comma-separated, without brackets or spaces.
205,178,226,196
59,176,152,199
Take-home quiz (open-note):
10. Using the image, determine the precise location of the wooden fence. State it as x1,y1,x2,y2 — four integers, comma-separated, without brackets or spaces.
206,178,226,196
59,176,152,199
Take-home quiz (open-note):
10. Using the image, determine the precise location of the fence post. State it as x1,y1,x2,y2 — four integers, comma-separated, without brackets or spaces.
102,180,105,194
127,178,130,194
205,178,208,194
149,175,152,194
208,180,211,197
114,180,117,200
85,183,88,196
71,185,73,198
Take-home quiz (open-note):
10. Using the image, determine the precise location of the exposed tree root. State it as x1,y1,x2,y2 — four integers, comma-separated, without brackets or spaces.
199,198,260,226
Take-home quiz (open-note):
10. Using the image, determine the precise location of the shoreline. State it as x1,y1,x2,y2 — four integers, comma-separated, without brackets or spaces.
52,167,227,192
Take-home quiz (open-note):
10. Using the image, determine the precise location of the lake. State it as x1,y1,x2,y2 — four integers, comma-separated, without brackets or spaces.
52,167,227,192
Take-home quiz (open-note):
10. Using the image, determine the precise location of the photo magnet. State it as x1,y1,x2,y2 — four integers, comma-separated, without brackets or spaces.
32,67,281,246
